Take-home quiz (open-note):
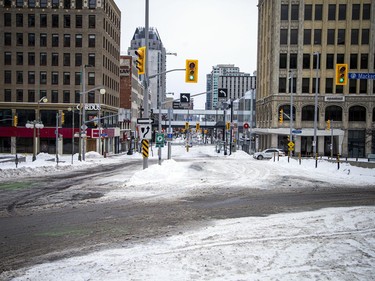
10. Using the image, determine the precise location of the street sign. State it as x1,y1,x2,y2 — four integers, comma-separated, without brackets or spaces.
218,88,228,98
172,101,181,109
349,73,375,80
156,133,165,148
292,129,302,134
139,124,152,140
243,122,249,129
180,93,190,103
137,118,153,124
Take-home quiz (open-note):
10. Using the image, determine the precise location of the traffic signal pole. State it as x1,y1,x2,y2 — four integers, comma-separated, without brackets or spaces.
143,0,150,169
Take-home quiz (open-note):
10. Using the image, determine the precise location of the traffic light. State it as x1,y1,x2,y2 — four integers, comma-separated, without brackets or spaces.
61,112,65,125
336,63,348,85
185,59,198,83
135,46,146,75
196,122,200,131
326,119,331,130
226,121,230,130
13,115,18,127
279,109,283,124
185,122,189,130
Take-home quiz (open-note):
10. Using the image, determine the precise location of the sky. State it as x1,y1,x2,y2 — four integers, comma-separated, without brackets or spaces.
116,0,258,109
1,143,375,280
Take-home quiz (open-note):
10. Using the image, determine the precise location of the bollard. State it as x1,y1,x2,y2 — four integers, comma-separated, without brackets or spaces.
315,153,318,168
298,152,301,165
15,154,19,168
337,154,340,170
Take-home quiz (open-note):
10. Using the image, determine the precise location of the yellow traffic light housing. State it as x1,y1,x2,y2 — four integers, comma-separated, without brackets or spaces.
185,122,189,130
185,59,198,83
326,119,331,130
196,122,200,131
135,46,146,75
13,115,18,127
61,112,65,125
336,63,348,85
226,122,230,130
279,109,283,124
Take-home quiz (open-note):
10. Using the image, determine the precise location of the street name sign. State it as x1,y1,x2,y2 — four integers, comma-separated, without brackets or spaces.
349,73,375,80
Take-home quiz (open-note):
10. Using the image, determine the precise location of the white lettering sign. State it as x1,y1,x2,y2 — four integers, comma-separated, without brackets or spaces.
76,103,101,111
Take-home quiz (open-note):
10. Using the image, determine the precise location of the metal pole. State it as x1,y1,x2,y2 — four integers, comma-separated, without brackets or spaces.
289,70,294,146
330,119,333,159
249,89,254,153
82,66,86,161
167,107,172,159
158,94,162,165
223,106,227,155
56,112,59,166
72,107,74,164
313,52,319,167
32,124,36,161
229,99,233,155
143,0,149,169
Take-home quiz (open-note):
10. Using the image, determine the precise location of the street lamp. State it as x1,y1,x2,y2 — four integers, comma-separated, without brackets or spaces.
26,96,48,161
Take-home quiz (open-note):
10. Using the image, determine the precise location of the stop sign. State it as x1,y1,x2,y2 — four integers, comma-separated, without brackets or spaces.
243,122,249,129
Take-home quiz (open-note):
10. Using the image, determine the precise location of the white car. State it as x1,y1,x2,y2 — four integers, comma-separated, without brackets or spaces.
253,148,285,160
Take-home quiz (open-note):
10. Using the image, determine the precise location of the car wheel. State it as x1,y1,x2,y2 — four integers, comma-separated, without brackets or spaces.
257,155,263,160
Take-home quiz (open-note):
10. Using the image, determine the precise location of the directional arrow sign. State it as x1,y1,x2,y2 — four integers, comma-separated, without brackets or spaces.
180,93,190,103
139,124,152,140
218,88,228,98
137,118,153,124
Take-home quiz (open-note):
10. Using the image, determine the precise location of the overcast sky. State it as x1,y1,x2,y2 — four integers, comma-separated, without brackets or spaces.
116,0,258,108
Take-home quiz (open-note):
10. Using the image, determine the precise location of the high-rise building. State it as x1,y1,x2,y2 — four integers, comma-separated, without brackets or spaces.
205,64,256,110
256,0,374,157
128,27,166,112
0,0,121,156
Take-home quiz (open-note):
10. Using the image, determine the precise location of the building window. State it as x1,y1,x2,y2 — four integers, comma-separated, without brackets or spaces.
40,14,47,27
52,0,59,8
314,29,321,44
89,0,96,9
349,106,366,121
279,78,287,93
16,14,23,27
363,4,371,20
4,0,11,7
337,29,345,45
4,89,12,102
28,33,35,46
16,0,23,7
64,34,71,47
52,15,59,28
325,78,333,94
75,34,82,47
280,29,288,45
314,4,322,20
64,0,71,9
88,53,95,66
350,54,358,69
52,34,59,47
28,90,35,102
349,79,357,94
63,72,70,85
279,54,287,69
52,72,59,84
28,0,35,8
302,78,309,93
16,71,23,84
291,5,299,20
302,105,315,121
327,29,335,45
326,54,334,69
89,15,96,28
63,91,70,103
290,54,297,69
40,33,47,47
352,4,360,20
304,4,312,20
64,15,71,28
290,29,298,45
336,53,344,64
16,33,23,46
40,0,47,8
51,53,59,66
40,72,47,84
351,29,359,45
76,0,83,9
75,53,82,66
28,71,35,84
88,72,95,85
303,29,311,45
16,90,23,102
4,52,11,65
4,13,11,27
51,90,59,103
326,106,342,121
302,54,310,69
40,53,47,66
63,53,70,66
88,34,96,47
16,52,23,65
75,72,81,85
338,4,346,20
28,14,35,27
76,15,82,28
328,4,335,20
312,78,320,93
4,71,12,84
281,4,288,20
361,54,368,69
361,29,369,45
359,80,367,94
28,52,35,65
75,91,81,103
4,33,11,46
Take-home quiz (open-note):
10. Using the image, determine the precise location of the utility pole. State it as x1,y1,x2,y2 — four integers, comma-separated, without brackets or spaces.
313,52,319,168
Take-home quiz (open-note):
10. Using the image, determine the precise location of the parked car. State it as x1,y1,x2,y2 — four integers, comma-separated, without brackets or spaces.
253,148,285,160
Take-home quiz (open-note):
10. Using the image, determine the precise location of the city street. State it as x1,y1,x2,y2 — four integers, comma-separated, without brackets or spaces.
1,145,375,280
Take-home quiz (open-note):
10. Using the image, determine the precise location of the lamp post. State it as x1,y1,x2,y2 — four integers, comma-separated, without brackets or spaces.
68,107,74,164
313,52,319,167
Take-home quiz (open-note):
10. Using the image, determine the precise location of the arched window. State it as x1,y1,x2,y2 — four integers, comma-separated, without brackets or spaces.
349,106,366,121
325,105,342,121
302,105,318,121
280,105,295,121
